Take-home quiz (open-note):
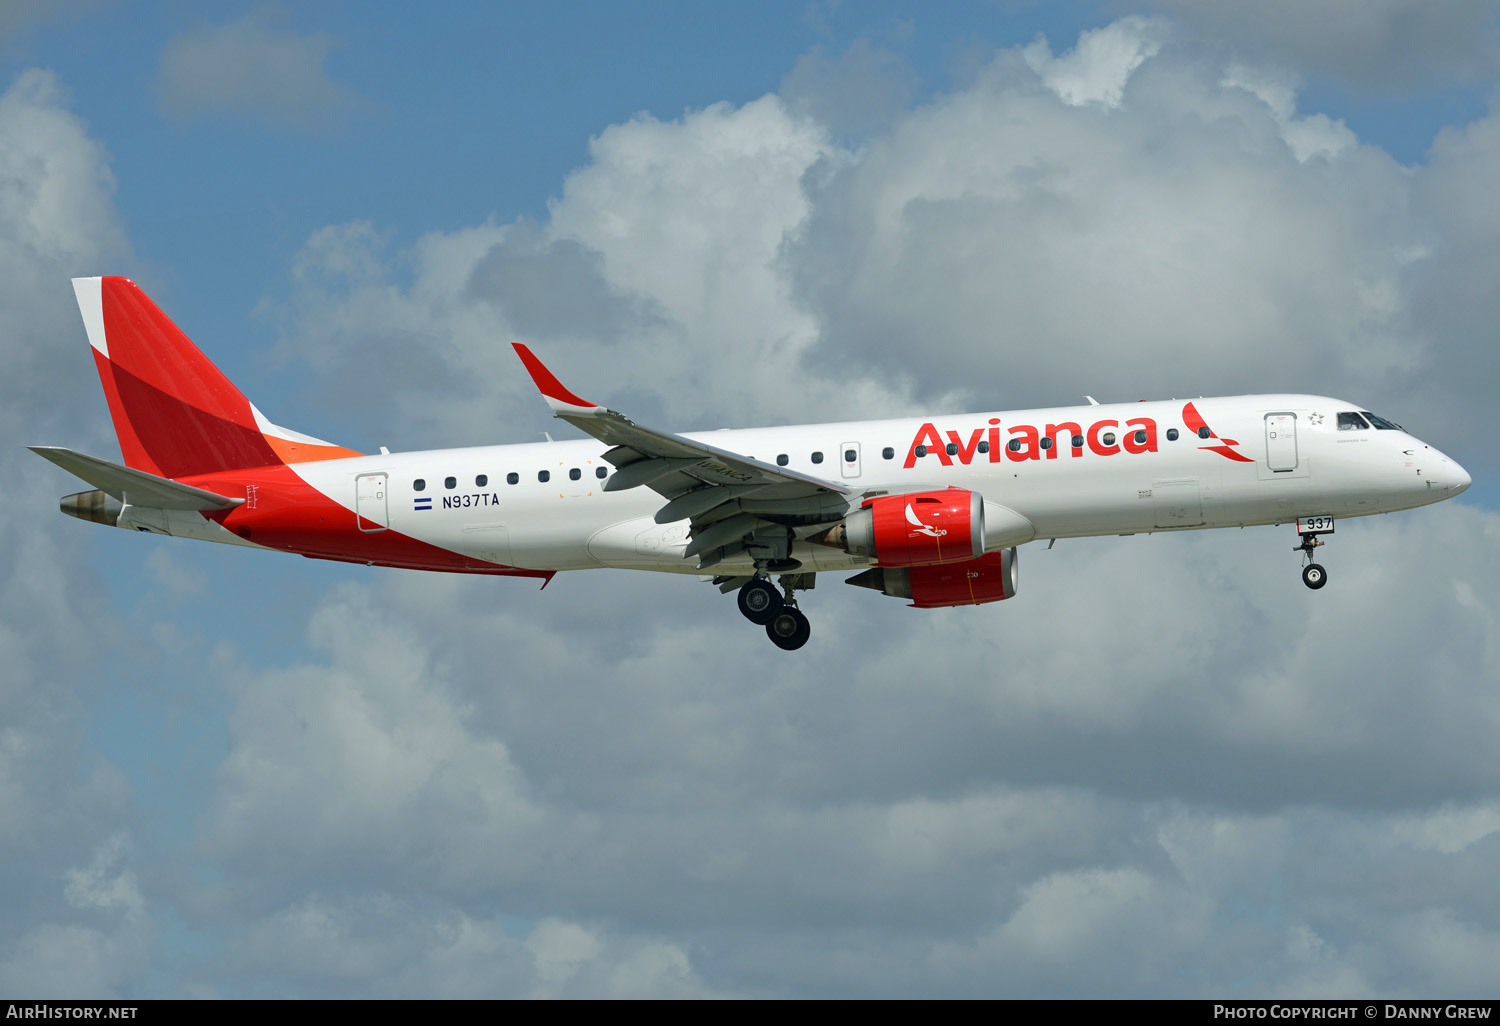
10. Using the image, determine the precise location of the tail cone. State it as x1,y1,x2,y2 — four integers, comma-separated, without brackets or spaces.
59,489,122,526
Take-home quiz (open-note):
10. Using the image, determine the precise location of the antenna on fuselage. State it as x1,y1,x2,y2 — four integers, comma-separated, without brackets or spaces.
1084,396,1100,406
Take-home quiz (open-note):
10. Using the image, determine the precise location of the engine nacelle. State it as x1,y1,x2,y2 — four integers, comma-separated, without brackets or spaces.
847,548,1018,608
822,489,984,567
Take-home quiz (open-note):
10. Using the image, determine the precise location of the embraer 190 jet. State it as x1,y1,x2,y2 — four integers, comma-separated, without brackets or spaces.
33,277,1470,650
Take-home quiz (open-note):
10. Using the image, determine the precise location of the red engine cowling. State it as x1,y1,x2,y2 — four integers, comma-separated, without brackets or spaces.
836,489,984,567
847,548,1018,608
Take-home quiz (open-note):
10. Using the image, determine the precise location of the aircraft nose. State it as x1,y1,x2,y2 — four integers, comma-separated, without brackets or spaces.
1449,458,1471,496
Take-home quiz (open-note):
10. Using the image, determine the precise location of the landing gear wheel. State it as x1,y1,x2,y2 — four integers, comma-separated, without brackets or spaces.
738,578,783,624
1302,563,1328,590
765,607,811,650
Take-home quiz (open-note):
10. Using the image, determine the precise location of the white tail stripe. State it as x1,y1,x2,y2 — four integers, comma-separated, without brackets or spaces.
249,402,338,446
71,277,107,358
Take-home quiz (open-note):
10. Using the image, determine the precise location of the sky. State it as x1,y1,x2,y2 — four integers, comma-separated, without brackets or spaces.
2,0,1500,999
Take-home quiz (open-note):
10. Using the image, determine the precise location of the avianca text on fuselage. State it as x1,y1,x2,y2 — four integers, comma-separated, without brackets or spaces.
904,401,1250,469
34,276,1471,652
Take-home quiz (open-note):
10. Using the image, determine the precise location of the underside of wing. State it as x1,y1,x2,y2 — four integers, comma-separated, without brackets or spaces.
513,344,858,569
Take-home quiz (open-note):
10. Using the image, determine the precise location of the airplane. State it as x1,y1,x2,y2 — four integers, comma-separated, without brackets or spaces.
32,276,1471,651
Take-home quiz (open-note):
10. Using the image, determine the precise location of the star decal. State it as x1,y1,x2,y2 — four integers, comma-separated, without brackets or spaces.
1308,412,1324,426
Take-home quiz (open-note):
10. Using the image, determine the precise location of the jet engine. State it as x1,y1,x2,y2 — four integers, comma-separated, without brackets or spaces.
846,548,1018,608
815,489,984,567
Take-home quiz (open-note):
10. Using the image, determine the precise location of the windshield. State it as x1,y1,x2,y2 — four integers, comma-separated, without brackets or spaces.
1361,411,1404,431
1337,412,1369,430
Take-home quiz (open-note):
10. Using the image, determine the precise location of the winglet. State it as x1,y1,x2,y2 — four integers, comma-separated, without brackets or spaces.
512,343,600,414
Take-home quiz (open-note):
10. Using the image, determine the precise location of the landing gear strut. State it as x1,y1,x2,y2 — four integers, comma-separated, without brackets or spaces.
1295,533,1328,590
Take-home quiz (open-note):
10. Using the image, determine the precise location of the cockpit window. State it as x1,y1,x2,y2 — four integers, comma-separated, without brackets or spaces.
1361,411,1403,431
1337,412,1370,430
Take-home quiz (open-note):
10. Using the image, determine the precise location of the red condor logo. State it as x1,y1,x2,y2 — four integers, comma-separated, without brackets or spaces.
902,402,1253,469
1182,401,1254,463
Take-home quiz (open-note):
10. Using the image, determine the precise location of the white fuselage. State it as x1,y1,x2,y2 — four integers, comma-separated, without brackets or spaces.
256,394,1465,576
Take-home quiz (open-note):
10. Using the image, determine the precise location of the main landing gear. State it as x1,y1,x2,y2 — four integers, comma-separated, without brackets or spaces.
737,575,811,650
1295,532,1328,590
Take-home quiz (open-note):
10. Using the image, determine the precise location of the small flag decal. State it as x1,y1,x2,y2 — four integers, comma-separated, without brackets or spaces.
414,496,432,511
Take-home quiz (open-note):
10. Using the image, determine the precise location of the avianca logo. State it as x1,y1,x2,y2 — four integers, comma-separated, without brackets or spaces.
906,503,946,538
902,402,1254,469
1182,402,1254,463
903,416,1159,469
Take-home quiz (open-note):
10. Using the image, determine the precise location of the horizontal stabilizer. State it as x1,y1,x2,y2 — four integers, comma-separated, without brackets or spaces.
28,446,243,511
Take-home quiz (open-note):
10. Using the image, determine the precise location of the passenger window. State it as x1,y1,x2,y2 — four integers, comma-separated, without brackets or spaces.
1166,429,1179,441
595,466,607,479
445,476,457,489
1102,432,1116,446
1008,438,1022,452
506,473,519,485
569,468,581,481
476,474,488,487
777,454,789,466
1337,412,1368,431
845,449,857,463
946,442,958,456
915,445,928,458
538,470,550,483
1039,437,1052,451
882,447,894,460
413,478,426,491
1133,431,1146,445
811,451,824,464
1198,427,1211,439
978,440,990,453
1071,435,1084,448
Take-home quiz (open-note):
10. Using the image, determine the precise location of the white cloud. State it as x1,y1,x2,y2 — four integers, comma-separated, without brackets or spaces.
780,38,919,138
786,39,1425,420
228,896,722,998
64,834,145,921
0,66,153,995
1023,16,1166,109
155,15,359,132
0,0,97,51
1147,0,1500,89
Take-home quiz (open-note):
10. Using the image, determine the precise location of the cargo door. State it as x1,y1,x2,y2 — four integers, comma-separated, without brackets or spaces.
1153,478,1204,528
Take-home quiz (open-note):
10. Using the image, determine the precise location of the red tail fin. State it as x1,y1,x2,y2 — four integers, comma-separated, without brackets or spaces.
73,277,360,478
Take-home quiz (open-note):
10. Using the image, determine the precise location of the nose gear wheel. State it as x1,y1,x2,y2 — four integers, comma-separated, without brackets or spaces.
1295,532,1328,590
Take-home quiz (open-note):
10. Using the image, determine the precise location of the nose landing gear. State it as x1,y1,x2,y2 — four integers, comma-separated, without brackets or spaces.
1296,532,1328,590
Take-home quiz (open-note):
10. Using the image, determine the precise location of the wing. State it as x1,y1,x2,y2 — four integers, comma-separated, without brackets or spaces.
513,344,854,569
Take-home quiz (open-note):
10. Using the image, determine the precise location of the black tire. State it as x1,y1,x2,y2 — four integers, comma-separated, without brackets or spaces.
738,578,782,624
1302,563,1328,590
766,607,811,650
